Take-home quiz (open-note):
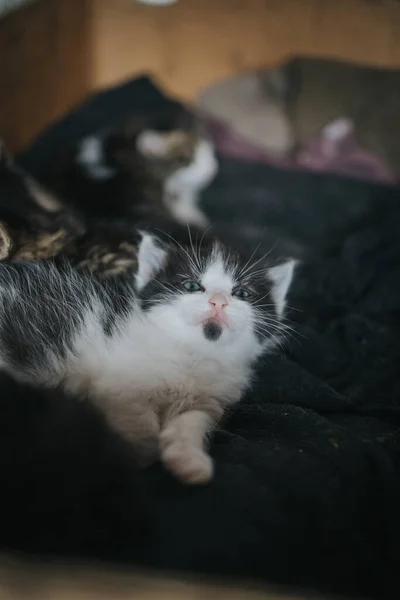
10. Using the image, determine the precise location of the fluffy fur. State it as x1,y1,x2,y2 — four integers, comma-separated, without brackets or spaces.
0,235,295,484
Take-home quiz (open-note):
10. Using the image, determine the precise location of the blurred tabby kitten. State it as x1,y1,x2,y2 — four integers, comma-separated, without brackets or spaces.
260,55,400,175
0,145,134,276
0,142,83,261
47,106,218,230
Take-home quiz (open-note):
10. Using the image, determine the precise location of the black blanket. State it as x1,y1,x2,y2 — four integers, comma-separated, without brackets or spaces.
4,78,399,599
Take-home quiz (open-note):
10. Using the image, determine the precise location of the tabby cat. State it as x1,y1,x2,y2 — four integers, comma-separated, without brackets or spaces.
0,142,83,261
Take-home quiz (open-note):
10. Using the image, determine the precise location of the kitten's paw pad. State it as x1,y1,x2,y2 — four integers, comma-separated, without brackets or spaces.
162,446,213,484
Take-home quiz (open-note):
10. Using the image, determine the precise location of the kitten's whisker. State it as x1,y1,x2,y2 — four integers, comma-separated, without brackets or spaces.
256,327,290,344
266,332,286,354
257,324,288,347
256,325,303,346
239,241,279,279
153,279,176,291
252,303,276,309
284,304,303,313
193,223,215,271
186,224,202,272
252,292,272,304
245,264,278,277
280,323,304,336
153,279,181,296
198,223,214,254
255,319,298,337
259,318,305,338
237,229,267,278
253,315,293,332
255,320,286,331
155,229,201,277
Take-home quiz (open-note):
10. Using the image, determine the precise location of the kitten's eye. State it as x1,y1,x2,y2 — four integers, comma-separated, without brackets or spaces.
183,280,204,293
232,287,251,299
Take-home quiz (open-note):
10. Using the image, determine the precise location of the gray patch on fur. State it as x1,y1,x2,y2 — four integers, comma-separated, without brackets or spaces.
203,321,222,341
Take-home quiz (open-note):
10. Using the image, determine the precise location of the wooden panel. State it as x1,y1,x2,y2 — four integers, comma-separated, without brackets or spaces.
0,555,332,600
0,0,92,152
92,0,400,101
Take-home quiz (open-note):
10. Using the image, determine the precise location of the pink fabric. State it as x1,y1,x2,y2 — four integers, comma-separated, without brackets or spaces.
204,118,275,165
204,117,398,186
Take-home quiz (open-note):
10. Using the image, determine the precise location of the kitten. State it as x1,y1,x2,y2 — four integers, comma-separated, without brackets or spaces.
47,106,218,230
0,234,295,484
260,55,400,175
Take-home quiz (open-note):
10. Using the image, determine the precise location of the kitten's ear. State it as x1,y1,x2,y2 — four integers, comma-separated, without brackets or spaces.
135,233,168,291
0,221,13,261
136,130,170,158
267,259,297,317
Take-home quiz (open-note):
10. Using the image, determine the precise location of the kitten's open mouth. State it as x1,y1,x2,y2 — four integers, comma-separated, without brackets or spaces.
202,319,223,341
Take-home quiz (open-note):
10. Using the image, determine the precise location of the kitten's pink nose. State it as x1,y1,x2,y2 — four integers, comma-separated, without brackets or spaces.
209,293,228,310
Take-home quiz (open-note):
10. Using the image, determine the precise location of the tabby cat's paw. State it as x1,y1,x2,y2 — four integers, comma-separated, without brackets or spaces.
162,445,213,484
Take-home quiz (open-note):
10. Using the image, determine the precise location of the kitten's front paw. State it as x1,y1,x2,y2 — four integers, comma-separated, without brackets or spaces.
162,445,213,484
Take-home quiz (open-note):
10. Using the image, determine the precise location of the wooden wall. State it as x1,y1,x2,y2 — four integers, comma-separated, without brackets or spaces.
92,0,400,100
0,0,91,152
1,0,400,153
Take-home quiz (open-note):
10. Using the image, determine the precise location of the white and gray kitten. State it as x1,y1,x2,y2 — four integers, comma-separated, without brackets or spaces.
75,113,217,229
0,235,295,484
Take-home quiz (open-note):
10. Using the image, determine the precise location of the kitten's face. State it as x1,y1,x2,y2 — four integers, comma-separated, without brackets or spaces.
136,235,295,357
103,110,218,190
135,130,217,193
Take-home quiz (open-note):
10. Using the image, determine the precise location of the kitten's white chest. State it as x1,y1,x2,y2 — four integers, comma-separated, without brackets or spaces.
66,316,250,413
102,338,246,406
